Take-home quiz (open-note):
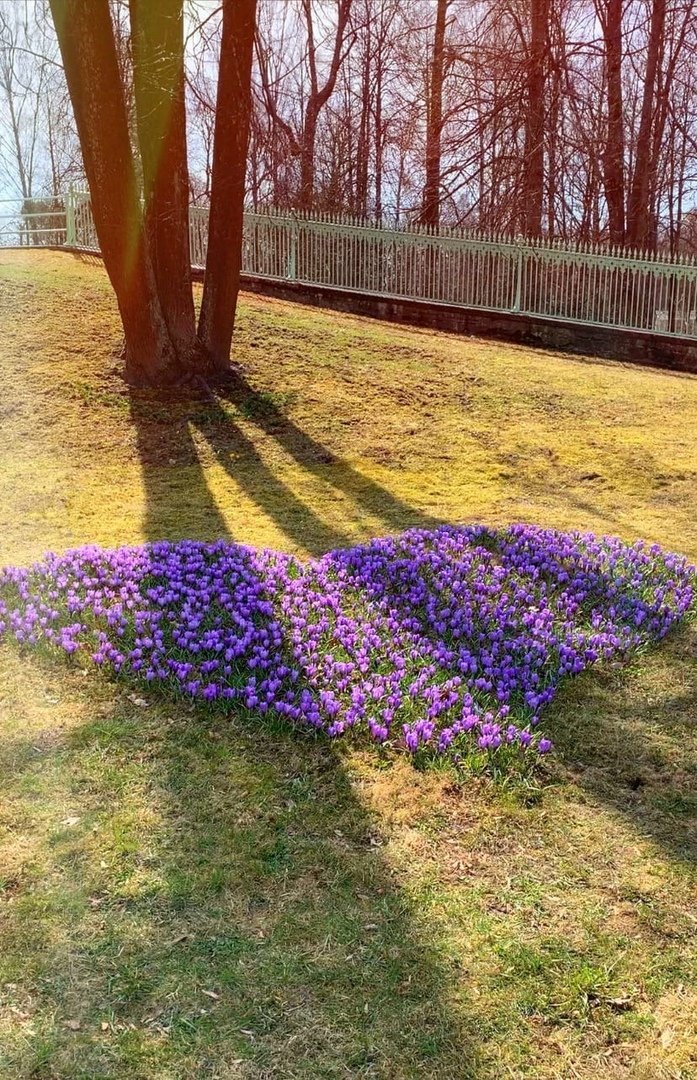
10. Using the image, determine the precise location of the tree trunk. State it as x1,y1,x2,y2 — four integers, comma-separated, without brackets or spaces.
130,0,197,359
626,0,666,248
420,0,448,227
374,66,383,224
355,33,371,217
298,105,318,211
49,0,182,385
197,0,257,370
600,0,625,245
521,0,549,236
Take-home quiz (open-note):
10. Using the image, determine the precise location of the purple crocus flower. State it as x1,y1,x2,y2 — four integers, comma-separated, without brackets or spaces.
0,525,692,771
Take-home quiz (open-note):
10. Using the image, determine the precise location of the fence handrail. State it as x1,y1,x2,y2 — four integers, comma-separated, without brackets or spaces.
238,210,697,276
5,190,696,270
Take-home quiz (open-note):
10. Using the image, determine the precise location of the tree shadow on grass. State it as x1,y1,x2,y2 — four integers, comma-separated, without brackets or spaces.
127,394,232,545
0,659,484,1079
35,385,486,1076
127,370,442,557
215,369,443,537
128,390,355,556
191,398,356,555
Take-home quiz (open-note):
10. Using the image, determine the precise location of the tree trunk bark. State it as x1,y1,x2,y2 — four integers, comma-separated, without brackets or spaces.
197,0,257,371
355,38,371,217
420,0,448,227
521,0,549,237
626,0,666,249
49,0,182,386
374,74,383,225
298,106,318,212
601,0,625,245
129,0,197,360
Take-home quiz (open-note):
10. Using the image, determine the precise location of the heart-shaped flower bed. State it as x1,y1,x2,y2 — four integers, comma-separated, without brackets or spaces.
1,525,693,768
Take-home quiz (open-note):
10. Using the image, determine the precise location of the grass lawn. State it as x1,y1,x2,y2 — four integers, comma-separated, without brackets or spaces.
0,248,696,1079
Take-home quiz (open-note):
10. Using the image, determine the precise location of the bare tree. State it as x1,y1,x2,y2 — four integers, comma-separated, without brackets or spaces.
0,4,52,197
256,0,354,210
597,0,625,244
521,0,551,235
5,0,697,257
419,0,451,226
626,0,667,246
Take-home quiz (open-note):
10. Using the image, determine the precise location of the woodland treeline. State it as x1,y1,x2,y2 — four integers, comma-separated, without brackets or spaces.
2,0,697,250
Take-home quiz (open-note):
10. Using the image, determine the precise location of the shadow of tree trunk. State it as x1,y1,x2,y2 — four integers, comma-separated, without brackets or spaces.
0,655,484,1076
128,383,442,554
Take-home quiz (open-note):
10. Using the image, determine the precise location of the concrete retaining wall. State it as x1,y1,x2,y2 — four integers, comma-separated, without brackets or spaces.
235,273,697,375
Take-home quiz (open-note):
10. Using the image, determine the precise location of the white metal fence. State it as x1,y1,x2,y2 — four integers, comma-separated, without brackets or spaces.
3,191,697,339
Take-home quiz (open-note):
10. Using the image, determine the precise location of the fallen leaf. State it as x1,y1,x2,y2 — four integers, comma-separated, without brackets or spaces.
127,694,149,708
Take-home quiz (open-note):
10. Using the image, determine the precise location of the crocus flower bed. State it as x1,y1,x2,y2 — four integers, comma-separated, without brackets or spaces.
0,525,693,768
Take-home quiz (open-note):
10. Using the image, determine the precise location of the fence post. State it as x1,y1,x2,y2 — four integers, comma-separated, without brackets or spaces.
65,185,76,247
287,218,298,280
512,237,523,312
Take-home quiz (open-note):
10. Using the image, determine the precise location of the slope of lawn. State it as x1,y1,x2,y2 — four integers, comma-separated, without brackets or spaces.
0,248,696,1080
